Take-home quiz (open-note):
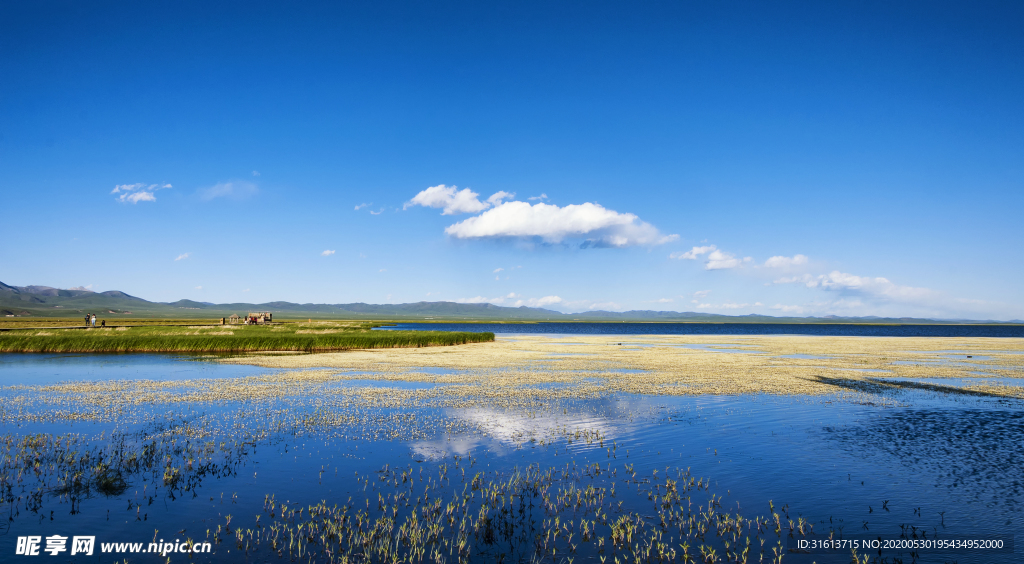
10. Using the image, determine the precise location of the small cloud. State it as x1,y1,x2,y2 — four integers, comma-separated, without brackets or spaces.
693,290,711,298
764,254,809,268
119,191,156,204
656,298,673,303
321,250,336,256
175,253,190,261
456,296,493,304
519,295,563,307
405,184,492,215
455,292,550,307
354,203,371,211
696,301,759,310
586,301,622,310
528,194,548,201
379,268,386,272
68,285,93,291
486,191,515,206
670,245,716,260
771,304,805,314
199,180,258,201
111,183,142,194
493,268,504,273
243,288,251,292
195,286,202,290
252,170,260,176
705,250,743,270
112,183,171,204
369,208,384,215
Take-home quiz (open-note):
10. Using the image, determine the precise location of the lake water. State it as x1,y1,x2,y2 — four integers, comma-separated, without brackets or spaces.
0,348,1020,563
377,321,1024,337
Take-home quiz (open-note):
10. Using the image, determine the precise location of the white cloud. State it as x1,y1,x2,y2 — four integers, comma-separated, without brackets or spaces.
175,253,190,261
696,301,762,310
811,271,935,301
194,286,202,290
111,183,142,194
252,170,260,176
486,191,514,206
456,292,518,305
405,185,493,215
321,250,336,256
705,250,748,270
199,180,258,201
528,194,548,201
445,201,677,247
528,296,563,307
493,268,504,273
243,288,251,292
693,290,711,298
455,293,560,308
656,298,673,303
764,254,809,268
775,270,939,306
670,245,716,260
379,269,386,272
456,296,493,304
112,183,170,204
68,285,93,291
670,244,751,269
354,203,371,210
119,191,156,204
770,304,805,314
586,301,622,310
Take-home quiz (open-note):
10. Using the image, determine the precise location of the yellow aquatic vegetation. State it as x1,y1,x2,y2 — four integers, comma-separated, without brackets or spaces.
219,335,1024,398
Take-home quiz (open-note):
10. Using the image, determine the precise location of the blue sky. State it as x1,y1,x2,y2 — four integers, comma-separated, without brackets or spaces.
2,1,1022,319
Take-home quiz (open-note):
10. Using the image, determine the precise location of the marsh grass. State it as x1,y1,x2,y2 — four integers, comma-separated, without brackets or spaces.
0,323,493,353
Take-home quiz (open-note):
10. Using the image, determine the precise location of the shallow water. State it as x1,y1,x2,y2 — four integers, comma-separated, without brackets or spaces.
0,353,282,384
0,349,1021,563
378,322,1024,338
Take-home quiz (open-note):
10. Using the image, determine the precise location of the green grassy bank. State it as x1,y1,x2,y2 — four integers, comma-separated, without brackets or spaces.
0,322,493,353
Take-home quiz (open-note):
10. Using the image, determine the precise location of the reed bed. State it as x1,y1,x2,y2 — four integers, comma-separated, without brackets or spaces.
0,323,493,353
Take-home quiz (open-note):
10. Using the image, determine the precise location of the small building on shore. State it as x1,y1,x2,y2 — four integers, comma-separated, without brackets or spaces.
247,312,272,324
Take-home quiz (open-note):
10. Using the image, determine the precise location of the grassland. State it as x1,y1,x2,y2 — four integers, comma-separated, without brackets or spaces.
0,321,493,353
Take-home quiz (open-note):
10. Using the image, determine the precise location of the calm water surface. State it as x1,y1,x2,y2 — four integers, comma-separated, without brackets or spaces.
378,322,1024,338
0,349,1020,563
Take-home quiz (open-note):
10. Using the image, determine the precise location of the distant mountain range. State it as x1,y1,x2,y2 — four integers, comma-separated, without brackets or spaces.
1,281,1019,324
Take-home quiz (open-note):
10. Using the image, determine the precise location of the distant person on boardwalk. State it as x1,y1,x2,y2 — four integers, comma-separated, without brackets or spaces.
101,320,105,327
91,314,96,327
84,314,90,327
